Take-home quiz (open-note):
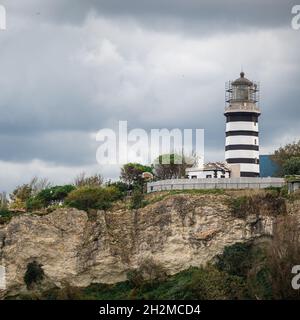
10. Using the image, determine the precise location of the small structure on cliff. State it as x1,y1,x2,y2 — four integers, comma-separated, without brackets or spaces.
287,176,300,194
186,162,231,179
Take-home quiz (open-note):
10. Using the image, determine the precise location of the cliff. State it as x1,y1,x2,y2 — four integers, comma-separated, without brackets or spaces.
0,191,294,297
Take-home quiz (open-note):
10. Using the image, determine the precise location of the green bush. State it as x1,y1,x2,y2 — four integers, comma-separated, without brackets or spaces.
24,261,45,290
216,242,274,299
130,189,146,209
107,181,128,198
127,258,167,288
43,285,83,300
0,209,14,224
283,157,300,175
216,242,253,277
0,209,23,225
38,185,75,206
229,196,248,218
26,197,44,211
25,185,75,211
65,186,122,211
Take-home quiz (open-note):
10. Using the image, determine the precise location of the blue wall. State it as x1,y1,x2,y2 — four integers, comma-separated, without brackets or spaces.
260,155,279,177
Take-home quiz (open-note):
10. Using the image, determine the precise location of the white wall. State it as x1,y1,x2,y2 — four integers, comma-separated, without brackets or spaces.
147,178,286,193
187,170,230,179
226,121,258,132
240,163,260,173
226,136,259,145
225,150,259,159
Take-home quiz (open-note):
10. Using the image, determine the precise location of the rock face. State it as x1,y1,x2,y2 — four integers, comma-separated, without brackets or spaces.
0,194,279,297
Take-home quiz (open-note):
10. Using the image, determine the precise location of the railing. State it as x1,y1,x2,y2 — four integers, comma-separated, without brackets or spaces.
225,104,260,113
147,178,285,193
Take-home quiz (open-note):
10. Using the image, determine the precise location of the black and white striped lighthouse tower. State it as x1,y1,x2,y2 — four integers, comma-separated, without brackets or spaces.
225,72,260,177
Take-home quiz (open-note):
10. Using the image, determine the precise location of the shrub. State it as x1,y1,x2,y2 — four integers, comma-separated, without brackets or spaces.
229,193,286,218
44,285,83,300
130,189,146,209
0,209,13,225
127,258,167,288
65,186,122,211
25,185,75,211
26,197,44,211
183,265,231,300
107,181,128,198
74,173,103,187
216,242,253,277
10,177,51,210
24,261,45,290
283,157,300,176
37,185,75,206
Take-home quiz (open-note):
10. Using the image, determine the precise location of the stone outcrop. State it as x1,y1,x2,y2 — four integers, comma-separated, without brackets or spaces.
0,193,284,297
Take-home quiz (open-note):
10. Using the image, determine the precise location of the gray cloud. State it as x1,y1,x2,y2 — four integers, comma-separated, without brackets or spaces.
0,0,299,191
4,0,296,30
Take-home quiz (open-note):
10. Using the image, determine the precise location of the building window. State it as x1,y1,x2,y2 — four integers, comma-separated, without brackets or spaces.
206,175,212,178
221,175,225,178
254,139,257,145
191,175,197,179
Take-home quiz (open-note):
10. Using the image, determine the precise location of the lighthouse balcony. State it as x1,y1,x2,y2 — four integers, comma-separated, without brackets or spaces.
225,104,260,114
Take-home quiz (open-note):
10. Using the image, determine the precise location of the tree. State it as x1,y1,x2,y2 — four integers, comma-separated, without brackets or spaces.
74,172,103,187
26,185,76,210
65,186,122,211
271,140,300,175
282,157,300,176
120,163,153,186
10,177,51,210
153,153,195,180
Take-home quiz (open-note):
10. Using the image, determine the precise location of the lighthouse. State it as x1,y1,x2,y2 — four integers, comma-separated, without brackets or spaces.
225,72,261,177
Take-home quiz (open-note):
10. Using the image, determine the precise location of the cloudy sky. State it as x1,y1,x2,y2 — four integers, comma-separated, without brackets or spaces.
0,0,299,191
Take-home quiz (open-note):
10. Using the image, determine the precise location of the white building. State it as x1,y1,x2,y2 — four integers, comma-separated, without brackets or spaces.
186,162,231,179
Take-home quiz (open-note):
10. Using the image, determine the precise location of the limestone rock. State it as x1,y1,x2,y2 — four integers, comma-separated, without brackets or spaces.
0,194,281,297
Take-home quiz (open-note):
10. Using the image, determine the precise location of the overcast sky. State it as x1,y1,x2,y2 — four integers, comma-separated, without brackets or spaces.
0,0,299,191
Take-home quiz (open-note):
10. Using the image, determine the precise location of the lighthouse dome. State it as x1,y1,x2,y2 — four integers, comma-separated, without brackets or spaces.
232,72,253,86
